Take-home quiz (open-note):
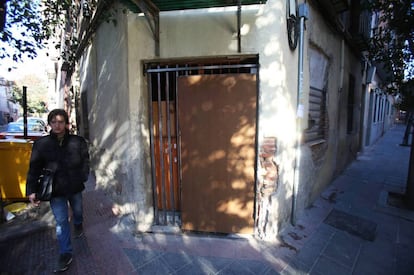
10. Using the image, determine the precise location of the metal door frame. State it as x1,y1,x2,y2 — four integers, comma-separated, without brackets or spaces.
144,55,260,226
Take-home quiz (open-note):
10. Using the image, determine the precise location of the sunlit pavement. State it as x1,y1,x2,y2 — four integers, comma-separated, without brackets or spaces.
1,124,413,274
279,124,414,274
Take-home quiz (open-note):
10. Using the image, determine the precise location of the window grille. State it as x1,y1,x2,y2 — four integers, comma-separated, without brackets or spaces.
305,86,327,142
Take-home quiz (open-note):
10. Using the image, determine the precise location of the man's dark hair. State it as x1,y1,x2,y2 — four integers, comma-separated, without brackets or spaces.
47,109,69,124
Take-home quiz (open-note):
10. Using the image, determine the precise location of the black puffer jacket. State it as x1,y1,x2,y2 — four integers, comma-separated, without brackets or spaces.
26,130,90,197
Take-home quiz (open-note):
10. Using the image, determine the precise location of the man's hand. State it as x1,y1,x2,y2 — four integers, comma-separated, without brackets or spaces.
28,193,40,206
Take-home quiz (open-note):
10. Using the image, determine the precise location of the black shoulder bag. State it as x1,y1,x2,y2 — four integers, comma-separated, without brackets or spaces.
36,163,57,201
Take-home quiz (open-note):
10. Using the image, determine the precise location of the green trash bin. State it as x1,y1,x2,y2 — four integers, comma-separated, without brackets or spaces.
0,140,33,200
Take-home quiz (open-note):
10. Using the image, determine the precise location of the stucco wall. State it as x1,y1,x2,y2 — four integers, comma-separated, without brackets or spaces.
336,44,363,171
125,11,156,232
295,2,364,216
80,13,129,189
79,5,155,233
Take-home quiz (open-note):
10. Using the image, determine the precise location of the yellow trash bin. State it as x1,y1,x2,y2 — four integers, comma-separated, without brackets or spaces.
0,140,33,200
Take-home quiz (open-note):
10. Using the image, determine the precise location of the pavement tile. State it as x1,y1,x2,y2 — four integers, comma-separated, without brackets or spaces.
264,267,283,275
395,253,414,275
207,238,239,258
123,248,164,269
0,228,56,274
374,216,400,242
260,246,295,272
240,258,279,274
196,255,235,273
397,219,414,243
280,258,311,275
310,255,352,275
353,239,395,275
320,232,362,268
160,250,194,271
137,257,174,275
216,259,259,274
72,236,100,274
174,261,215,275
353,259,394,275
293,232,332,267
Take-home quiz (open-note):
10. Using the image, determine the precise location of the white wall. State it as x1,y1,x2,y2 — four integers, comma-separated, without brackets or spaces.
363,76,395,147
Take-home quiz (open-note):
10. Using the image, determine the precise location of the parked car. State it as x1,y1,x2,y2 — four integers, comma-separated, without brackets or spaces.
0,122,48,141
16,117,48,132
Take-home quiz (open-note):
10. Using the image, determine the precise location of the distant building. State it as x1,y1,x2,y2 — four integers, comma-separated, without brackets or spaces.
0,77,19,125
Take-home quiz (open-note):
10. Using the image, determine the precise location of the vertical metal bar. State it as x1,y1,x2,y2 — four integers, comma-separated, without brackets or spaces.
175,66,182,222
22,86,28,139
148,73,159,225
237,0,241,53
157,68,167,224
165,69,176,224
253,60,260,236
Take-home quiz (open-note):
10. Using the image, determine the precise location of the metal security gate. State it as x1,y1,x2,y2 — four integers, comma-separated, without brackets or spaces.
145,55,259,230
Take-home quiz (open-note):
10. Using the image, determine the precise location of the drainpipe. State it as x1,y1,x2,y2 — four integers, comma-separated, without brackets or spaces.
292,3,309,225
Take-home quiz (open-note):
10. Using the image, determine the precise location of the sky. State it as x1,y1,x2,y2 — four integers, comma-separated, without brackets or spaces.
0,51,49,82
0,0,48,82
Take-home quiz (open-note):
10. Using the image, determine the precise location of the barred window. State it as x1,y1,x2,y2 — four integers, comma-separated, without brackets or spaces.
305,47,329,143
305,86,327,142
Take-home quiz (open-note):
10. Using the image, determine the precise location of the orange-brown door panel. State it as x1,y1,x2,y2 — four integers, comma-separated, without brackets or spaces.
178,74,257,234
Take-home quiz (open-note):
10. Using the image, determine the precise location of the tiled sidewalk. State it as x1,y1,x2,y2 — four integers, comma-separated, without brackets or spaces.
1,124,413,274
279,124,414,274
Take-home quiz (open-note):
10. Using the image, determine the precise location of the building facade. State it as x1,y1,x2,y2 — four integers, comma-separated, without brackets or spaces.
55,0,396,241
0,77,19,125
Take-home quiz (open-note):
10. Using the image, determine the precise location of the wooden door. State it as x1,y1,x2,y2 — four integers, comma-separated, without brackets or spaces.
178,74,257,234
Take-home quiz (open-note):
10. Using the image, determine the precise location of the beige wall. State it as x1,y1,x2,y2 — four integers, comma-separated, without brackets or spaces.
79,5,155,232
294,2,364,217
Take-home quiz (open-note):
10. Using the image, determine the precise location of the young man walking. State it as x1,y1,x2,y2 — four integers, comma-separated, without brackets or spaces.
26,109,90,272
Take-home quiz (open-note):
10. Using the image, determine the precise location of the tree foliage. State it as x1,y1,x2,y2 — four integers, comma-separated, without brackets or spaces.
367,1,414,82
10,75,48,115
1,0,112,73
0,0,82,70
398,78,414,112
0,0,44,64
366,0,414,111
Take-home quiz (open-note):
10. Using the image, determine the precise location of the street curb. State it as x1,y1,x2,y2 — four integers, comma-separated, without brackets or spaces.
376,190,414,222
